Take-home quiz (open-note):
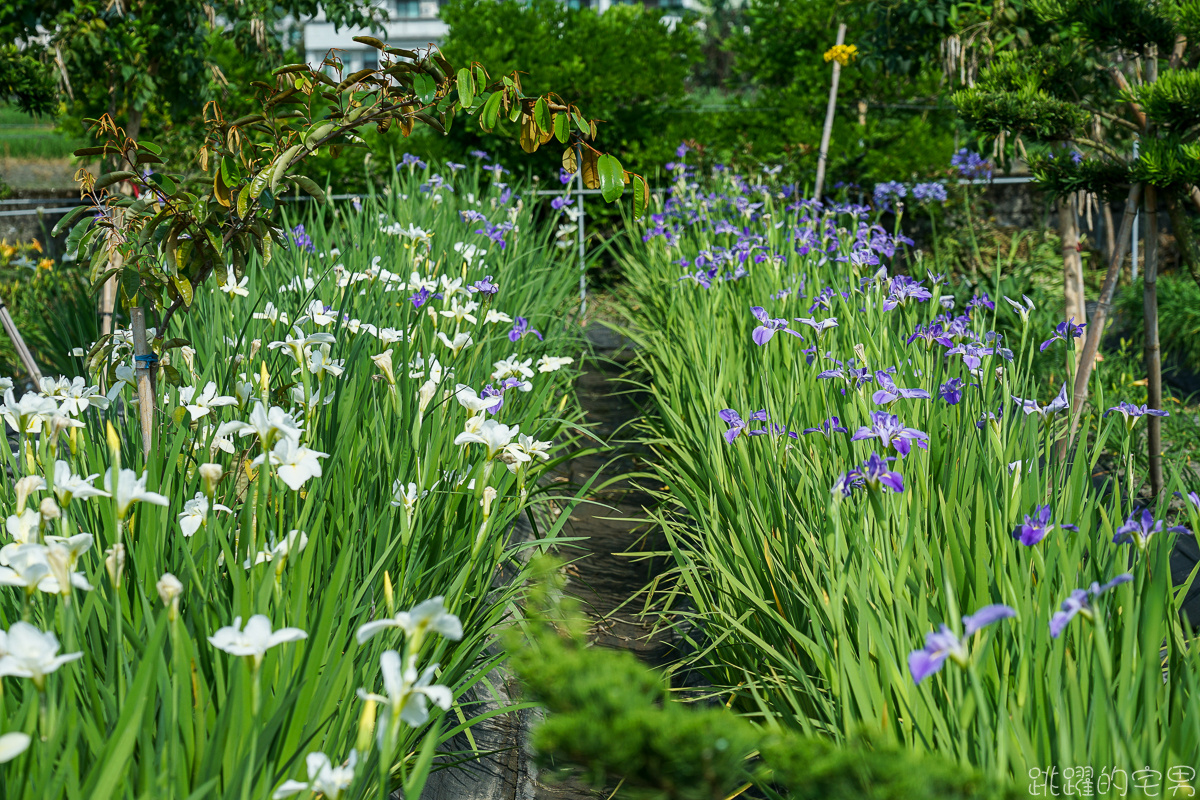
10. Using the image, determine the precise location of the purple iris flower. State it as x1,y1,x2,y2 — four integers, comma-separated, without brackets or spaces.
446,162,467,172
749,306,803,346
508,317,543,343
481,384,504,413
410,287,432,309
912,182,948,203
909,604,1015,684
1013,505,1079,546
483,164,510,179
1039,318,1086,352
675,142,689,158
460,210,487,223
1050,574,1133,638
882,277,932,311
966,292,995,312
469,149,490,159
906,322,954,349
1112,508,1188,549
938,378,965,405
719,409,768,443
469,276,499,296
857,452,905,493
290,224,315,253
872,371,931,405
398,153,427,170
831,468,867,496
802,416,848,436
1012,384,1069,418
795,317,839,336
550,195,571,211
351,196,363,212
1106,402,1169,428
559,167,573,185
1003,295,1036,321
951,148,992,180
850,411,929,457
976,402,1004,430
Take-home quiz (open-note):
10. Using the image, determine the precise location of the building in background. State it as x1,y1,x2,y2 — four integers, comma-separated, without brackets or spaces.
302,0,692,72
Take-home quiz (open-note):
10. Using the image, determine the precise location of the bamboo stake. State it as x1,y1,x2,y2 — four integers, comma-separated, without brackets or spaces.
813,23,847,202
0,299,43,384
1065,182,1142,452
1144,185,1163,495
129,307,156,461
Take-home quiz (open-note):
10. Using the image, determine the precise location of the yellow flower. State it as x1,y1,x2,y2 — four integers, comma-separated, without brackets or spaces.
823,44,858,66
29,239,42,253
37,258,54,271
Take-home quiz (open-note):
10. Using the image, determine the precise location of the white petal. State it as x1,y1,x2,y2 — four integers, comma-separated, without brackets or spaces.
0,732,30,763
355,618,399,645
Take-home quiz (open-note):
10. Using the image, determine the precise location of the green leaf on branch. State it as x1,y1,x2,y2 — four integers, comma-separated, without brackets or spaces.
632,174,649,220
534,97,551,134
480,92,503,130
94,171,137,192
414,73,437,104
51,205,92,237
554,112,570,144
291,175,327,204
597,154,624,202
457,68,475,108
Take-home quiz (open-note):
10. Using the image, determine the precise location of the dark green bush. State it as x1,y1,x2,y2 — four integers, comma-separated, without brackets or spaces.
508,559,1019,800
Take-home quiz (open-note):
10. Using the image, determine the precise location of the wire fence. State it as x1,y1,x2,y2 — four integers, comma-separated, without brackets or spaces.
5,174,1036,310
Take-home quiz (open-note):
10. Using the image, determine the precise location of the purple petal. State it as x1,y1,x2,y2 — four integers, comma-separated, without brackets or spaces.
907,648,946,684
1092,573,1133,595
750,306,769,324
962,604,1016,636
1049,609,1076,638
880,472,905,493
752,326,774,346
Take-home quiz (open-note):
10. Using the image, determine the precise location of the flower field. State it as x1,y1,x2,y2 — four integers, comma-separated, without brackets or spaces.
0,166,583,798
616,167,1200,786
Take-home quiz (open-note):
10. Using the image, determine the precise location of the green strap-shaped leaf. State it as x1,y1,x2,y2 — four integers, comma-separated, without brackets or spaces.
597,154,625,203
81,615,168,799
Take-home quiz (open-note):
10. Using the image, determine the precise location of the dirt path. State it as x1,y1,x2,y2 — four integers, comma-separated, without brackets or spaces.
424,323,679,800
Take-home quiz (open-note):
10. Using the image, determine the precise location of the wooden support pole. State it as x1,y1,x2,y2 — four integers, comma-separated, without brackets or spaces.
1065,182,1143,453
813,24,847,202
129,307,156,461
1144,185,1163,495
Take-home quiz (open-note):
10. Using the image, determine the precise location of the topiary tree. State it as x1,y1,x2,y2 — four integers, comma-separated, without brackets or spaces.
951,0,1200,495
52,40,648,459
